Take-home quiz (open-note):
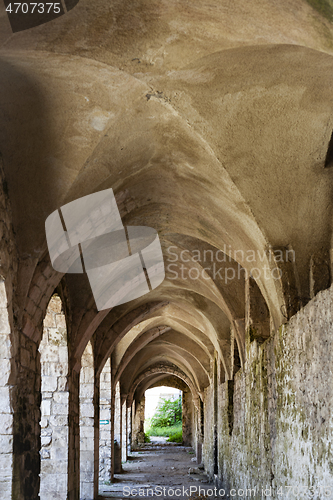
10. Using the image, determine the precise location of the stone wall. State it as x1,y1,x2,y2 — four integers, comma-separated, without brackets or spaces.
205,285,333,499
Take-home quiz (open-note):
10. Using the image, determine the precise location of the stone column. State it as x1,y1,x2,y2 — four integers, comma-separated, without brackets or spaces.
127,406,132,456
93,377,100,500
99,359,111,485
182,391,193,446
67,368,80,500
121,397,127,463
113,383,122,473
0,280,14,499
79,342,94,500
245,276,270,344
12,331,41,500
39,296,69,500
131,397,145,447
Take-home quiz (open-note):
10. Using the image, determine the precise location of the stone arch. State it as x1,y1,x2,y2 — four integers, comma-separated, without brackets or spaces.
39,294,69,500
128,364,201,410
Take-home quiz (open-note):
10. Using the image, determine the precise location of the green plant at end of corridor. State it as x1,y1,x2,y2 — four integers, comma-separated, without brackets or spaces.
167,429,183,443
150,396,182,427
145,423,182,437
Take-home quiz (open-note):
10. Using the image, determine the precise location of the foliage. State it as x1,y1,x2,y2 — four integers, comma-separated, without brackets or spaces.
144,433,151,443
150,396,182,428
167,429,183,443
146,423,182,437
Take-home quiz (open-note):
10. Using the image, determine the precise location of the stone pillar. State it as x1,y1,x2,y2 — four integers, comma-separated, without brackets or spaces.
121,397,127,463
196,399,204,465
310,249,331,299
80,342,95,500
245,276,270,344
99,359,111,485
39,296,69,500
110,386,115,480
113,383,122,473
0,281,14,499
12,331,41,500
67,368,80,500
127,406,132,456
182,391,193,446
131,397,145,447
93,377,100,500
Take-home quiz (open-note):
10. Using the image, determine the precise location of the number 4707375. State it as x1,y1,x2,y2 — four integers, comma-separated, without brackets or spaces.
5,3,62,14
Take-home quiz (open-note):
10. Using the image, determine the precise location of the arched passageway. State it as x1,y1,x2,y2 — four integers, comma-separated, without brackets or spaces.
0,0,333,498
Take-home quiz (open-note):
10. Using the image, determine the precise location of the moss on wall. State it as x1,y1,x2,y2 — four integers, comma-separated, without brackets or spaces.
306,0,333,21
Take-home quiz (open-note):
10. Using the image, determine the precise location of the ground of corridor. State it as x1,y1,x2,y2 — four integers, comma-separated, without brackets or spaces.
98,438,216,500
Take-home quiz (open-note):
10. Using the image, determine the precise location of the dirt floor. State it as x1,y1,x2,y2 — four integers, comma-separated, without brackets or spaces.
98,438,217,499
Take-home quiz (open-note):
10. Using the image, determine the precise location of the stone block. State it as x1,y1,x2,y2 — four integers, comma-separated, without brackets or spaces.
0,480,12,498
80,437,94,452
40,345,59,363
40,459,67,474
0,387,12,414
80,384,94,398
20,348,30,369
0,309,10,335
0,359,11,387
57,377,68,391
80,367,94,384
41,435,52,447
0,334,11,359
52,403,69,415
80,426,94,438
44,312,56,328
41,376,57,392
53,391,68,405
41,399,51,416
48,327,67,347
52,446,68,461
80,481,94,499
58,347,68,364
80,403,94,418
0,414,13,434
39,473,67,494
55,314,66,328
50,415,68,427
0,454,13,475
80,452,94,471
0,435,12,454
41,428,52,437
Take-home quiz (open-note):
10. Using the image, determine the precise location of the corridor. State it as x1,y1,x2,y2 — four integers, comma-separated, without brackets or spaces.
1,0,333,498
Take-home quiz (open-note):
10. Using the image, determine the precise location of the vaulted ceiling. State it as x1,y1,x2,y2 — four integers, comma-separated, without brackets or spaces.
1,0,333,403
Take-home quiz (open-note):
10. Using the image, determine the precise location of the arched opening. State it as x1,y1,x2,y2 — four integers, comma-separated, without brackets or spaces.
39,295,69,500
144,386,182,444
